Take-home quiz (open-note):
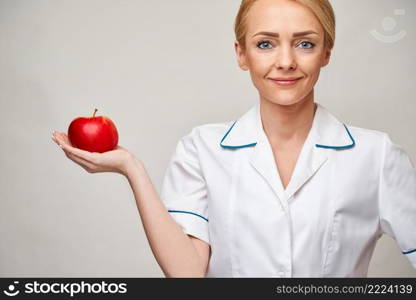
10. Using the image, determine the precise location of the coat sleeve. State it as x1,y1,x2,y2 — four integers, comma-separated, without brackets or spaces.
160,128,210,245
379,133,416,268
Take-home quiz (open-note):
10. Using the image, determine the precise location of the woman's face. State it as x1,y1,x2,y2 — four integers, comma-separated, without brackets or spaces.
235,0,331,106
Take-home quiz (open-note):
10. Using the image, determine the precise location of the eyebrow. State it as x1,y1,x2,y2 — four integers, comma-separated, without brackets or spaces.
252,30,319,38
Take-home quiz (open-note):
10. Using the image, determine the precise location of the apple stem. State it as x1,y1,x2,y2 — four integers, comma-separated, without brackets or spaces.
92,108,98,118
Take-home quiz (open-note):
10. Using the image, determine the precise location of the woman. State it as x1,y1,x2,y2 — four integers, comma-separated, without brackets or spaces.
52,0,416,277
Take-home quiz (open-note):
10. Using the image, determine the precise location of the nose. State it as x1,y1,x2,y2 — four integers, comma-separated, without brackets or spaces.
274,44,297,71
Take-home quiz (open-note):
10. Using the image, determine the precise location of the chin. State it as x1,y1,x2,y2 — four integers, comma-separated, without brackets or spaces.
266,96,303,107
263,89,313,107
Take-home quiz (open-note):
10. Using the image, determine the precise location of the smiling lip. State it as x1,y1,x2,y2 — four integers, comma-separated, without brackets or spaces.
270,77,303,87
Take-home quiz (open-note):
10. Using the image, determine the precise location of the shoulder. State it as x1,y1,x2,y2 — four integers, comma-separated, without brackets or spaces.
175,120,234,161
188,121,234,139
181,121,234,147
347,125,388,147
346,125,413,165
347,125,406,150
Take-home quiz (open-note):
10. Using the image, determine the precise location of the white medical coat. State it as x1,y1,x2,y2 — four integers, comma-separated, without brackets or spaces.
160,102,416,277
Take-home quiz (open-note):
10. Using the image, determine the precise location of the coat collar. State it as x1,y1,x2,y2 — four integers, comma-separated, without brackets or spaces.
220,101,355,150
219,101,356,205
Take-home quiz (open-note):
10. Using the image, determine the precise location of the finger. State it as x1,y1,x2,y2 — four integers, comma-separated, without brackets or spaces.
52,132,95,172
65,151,96,172
51,135,58,145
55,132,97,163
52,131,66,148
63,144,97,164
54,132,71,147
51,131,60,145
59,132,73,146
65,150,94,168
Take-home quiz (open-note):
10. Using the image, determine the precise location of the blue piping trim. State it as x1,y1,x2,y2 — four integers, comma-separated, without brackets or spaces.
315,124,356,149
220,121,257,149
168,210,209,222
220,121,356,150
221,142,258,149
402,248,416,255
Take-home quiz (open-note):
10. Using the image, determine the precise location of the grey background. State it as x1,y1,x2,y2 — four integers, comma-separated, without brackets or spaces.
0,0,415,277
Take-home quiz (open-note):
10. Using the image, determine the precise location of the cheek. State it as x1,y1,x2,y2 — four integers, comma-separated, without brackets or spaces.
297,53,324,76
247,50,323,73
246,55,271,86
245,50,324,90
247,53,271,73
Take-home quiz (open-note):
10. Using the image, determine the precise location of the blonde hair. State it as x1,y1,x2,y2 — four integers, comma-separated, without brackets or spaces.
234,0,336,51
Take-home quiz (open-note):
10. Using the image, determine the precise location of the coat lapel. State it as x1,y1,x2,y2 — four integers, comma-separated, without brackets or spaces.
220,101,356,206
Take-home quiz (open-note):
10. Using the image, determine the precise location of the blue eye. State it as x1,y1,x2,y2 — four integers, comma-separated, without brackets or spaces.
256,40,273,50
298,41,315,49
256,40,316,50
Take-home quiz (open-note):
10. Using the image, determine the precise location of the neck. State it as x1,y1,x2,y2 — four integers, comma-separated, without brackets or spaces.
259,93,317,147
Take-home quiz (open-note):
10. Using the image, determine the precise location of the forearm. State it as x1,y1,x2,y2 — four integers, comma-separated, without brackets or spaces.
124,155,206,277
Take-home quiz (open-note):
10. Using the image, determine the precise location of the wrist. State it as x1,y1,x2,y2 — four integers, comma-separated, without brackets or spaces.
123,153,144,178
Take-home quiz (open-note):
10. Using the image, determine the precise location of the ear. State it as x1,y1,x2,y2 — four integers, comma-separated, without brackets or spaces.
321,48,332,68
234,41,249,71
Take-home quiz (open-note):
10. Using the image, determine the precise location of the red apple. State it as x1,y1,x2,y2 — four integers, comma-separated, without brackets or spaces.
68,109,119,153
